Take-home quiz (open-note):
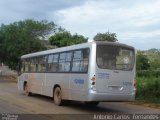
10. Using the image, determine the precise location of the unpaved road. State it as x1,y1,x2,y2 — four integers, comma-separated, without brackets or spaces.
0,78,159,119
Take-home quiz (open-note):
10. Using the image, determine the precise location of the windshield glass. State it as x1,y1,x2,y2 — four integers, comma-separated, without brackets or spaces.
96,45,135,70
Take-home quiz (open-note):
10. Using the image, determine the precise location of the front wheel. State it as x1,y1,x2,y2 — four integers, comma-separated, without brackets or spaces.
53,87,63,106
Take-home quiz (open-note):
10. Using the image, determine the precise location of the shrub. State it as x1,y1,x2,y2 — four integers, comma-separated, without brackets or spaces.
137,70,160,77
136,77,160,103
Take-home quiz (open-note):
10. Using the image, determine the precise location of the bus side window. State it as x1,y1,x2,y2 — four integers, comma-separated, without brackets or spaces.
37,56,47,72
64,52,72,72
58,52,72,72
47,54,54,72
47,54,59,72
81,49,89,72
30,57,37,72
71,48,89,73
58,53,66,72
72,50,82,72
24,59,30,72
21,59,25,73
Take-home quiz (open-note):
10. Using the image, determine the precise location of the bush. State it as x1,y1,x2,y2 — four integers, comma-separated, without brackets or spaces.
136,77,160,103
137,70,160,77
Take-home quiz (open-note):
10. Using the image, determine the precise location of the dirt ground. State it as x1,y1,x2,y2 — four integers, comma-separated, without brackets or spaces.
0,75,18,82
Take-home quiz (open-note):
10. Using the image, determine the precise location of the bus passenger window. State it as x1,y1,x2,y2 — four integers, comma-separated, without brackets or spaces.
71,48,89,73
24,59,30,72
47,54,59,72
21,59,25,73
30,57,37,72
58,52,72,72
37,56,47,72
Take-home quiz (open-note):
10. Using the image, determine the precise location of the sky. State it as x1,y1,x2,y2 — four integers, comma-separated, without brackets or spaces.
0,0,160,50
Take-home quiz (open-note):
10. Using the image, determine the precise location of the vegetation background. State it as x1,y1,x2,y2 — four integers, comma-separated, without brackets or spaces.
136,49,160,104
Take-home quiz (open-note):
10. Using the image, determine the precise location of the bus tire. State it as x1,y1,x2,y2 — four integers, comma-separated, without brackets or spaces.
24,82,32,96
85,101,99,106
53,86,63,106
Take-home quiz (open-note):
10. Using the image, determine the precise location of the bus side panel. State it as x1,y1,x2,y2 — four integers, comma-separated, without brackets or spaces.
35,73,45,95
69,74,88,101
25,73,43,95
45,73,70,99
18,73,28,91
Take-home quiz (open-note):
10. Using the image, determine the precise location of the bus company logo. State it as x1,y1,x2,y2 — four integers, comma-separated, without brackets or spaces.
98,73,110,79
123,82,132,86
74,79,84,84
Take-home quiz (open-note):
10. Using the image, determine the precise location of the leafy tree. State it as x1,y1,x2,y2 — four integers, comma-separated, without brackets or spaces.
138,49,160,70
136,54,150,70
0,19,56,69
93,31,118,42
0,25,5,63
49,31,87,47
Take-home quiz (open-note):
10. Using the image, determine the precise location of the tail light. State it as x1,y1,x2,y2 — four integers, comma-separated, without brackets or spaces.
134,79,136,90
91,75,96,91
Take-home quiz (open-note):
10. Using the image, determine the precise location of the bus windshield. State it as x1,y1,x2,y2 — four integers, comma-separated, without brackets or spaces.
96,45,135,71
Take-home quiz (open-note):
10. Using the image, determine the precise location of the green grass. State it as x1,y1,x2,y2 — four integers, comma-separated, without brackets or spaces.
136,76,160,104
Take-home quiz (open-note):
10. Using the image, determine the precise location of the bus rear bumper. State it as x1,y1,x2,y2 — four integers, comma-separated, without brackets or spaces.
87,90,135,102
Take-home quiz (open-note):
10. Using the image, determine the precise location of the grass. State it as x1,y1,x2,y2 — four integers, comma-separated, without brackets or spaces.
135,76,160,108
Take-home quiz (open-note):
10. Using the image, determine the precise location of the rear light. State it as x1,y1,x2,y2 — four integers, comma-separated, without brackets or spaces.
134,79,136,90
91,75,96,91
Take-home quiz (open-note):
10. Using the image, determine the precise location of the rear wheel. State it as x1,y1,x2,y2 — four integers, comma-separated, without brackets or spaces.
24,83,32,96
53,87,63,106
85,101,99,106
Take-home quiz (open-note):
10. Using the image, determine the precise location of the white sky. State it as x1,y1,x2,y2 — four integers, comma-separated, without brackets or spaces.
0,0,160,50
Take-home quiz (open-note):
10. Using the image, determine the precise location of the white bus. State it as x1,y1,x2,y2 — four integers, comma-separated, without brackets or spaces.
18,41,136,106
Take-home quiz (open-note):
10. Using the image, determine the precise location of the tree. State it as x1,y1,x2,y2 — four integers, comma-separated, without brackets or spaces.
49,31,88,47
136,54,150,70
93,31,118,42
0,25,5,63
0,19,56,69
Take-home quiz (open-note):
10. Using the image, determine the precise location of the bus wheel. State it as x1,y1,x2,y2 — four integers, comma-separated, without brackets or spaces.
24,83,32,96
85,101,99,106
53,87,63,106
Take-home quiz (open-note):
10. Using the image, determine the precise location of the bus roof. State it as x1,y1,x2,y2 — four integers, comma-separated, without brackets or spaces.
21,41,135,59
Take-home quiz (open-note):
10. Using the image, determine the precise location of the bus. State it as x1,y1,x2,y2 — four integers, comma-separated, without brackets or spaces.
18,41,136,106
